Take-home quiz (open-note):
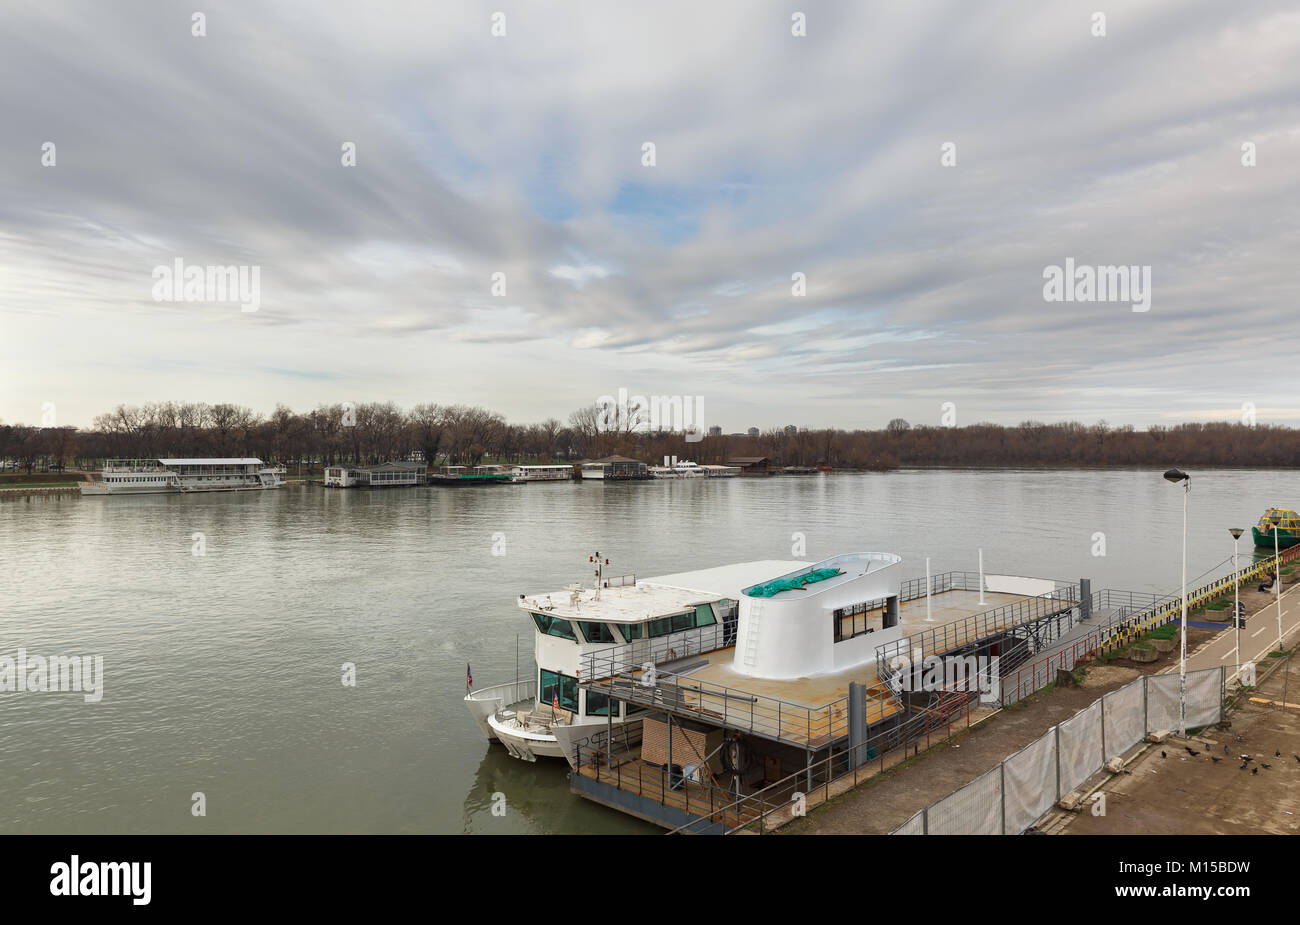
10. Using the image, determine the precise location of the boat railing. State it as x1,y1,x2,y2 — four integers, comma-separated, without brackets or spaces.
581,656,861,749
573,684,978,834
581,623,729,679
875,584,1081,685
465,677,536,721
600,574,636,589
897,570,982,601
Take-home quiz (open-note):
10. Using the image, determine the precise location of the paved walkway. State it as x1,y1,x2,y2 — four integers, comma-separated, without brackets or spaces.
1183,580,1299,682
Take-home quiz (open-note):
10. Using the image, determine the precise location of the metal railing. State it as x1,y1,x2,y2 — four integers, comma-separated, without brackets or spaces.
998,635,1099,707
898,571,981,602
1097,545,1300,653
659,687,980,834
876,585,1080,686
581,663,860,748
581,623,730,679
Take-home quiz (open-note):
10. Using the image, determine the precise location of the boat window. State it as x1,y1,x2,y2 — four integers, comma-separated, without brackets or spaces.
671,612,694,633
694,604,716,627
617,623,643,641
539,669,578,713
577,621,617,644
646,617,674,637
530,612,577,641
585,689,615,716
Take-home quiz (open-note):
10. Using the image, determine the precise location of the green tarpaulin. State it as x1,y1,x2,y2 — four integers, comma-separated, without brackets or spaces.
747,567,845,598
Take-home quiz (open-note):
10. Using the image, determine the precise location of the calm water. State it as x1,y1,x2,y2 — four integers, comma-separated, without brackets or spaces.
2,468,1295,834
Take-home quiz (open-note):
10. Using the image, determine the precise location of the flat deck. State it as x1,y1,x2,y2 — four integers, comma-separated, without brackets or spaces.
680,589,1029,710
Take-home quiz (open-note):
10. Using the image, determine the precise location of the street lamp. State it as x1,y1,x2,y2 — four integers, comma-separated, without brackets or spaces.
1274,520,1284,653
1164,468,1189,736
1229,527,1244,682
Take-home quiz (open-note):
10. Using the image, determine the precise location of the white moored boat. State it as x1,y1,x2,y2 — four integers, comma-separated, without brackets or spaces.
80,458,286,495
648,457,709,479
467,553,784,765
508,464,574,483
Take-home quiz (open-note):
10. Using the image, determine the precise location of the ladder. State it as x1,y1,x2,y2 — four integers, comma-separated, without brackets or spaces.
741,604,762,669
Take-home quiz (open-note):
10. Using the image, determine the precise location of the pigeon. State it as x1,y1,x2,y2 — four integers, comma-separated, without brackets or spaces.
1240,762,1249,770
1262,762,1272,769
1225,745,1231,755
1211,756,1222,763
1186,749,1200,757
1294,754,1300,763
1161,751,1167,758
1277,750,1283,758
1252,767,1259,775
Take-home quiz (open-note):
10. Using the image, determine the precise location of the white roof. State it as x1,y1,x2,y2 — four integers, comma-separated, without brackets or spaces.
157,458,265,465
647,560,804,599
519,559,802,624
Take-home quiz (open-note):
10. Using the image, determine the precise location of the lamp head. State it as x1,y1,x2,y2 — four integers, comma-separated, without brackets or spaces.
1229,528,1244,540
1163,468,1189,483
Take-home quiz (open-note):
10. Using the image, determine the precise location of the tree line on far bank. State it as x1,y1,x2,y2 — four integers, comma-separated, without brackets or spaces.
0,403,1296,472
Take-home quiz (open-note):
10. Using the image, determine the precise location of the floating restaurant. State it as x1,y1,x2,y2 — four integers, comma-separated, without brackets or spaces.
466,549,1116,832
323,461,427,487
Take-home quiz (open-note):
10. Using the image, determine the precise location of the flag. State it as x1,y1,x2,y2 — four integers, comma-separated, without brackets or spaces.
552,689,560,710
466,663,472,690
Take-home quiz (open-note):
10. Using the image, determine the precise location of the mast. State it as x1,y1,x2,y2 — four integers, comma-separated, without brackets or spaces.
590,551,609,600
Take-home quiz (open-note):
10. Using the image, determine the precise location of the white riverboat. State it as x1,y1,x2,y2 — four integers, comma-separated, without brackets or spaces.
467,553,789,765
508,464,574,483
80,458,286,495
648,457,709,479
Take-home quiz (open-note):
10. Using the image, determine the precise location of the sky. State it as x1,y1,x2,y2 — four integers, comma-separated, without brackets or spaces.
2,0,1299,432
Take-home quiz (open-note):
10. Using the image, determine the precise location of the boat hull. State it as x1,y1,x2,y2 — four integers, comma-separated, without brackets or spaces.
1252,527,1300,549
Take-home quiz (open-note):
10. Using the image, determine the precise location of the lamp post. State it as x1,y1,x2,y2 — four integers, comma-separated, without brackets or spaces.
1163,468,1189,736
1275,523,1284,652
1229,528,1243,682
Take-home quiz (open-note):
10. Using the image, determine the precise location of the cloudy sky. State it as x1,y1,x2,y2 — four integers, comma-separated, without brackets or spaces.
2,0,1299,431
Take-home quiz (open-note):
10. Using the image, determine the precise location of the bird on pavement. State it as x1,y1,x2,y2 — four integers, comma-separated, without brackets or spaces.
1211,756,1222,763
1252,767,1259,775
1161,751,1167,758
1262,762,1272,769
1240,761,1249,770
1225,745,1230,755
1277,750,1282,758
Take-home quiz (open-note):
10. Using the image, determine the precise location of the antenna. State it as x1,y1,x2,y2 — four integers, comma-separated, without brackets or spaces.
589,551,609,599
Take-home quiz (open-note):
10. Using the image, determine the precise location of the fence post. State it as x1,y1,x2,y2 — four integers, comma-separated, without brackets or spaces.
1099,695,1107,763
1000,762,1006,835
1054,725,1062,801
922,806,928,835
1143,674,1149,735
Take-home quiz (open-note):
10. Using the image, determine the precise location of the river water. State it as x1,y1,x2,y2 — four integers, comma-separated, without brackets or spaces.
2,468,1295,833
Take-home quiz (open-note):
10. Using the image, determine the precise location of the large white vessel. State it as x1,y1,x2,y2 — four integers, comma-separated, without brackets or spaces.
80,458,286,495
467,553,779,764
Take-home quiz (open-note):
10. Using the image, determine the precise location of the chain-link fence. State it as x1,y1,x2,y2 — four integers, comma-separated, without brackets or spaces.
893,665,1225,834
